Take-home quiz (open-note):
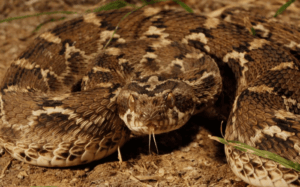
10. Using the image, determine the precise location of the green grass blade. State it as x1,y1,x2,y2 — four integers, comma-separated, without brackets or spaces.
250,27,256,36
172,0,193,13
33,17,66,32
209,135,300,171
91,0,129,13
274,0,296,17
140,0,170,6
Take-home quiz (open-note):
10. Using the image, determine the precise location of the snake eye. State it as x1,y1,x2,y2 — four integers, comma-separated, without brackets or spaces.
166,92,175,108
128,94,135,111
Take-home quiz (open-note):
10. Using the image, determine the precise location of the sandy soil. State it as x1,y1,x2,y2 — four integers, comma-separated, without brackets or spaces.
0,0,299,187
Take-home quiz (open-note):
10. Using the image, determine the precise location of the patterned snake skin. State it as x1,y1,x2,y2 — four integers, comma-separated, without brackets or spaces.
0,8,300,186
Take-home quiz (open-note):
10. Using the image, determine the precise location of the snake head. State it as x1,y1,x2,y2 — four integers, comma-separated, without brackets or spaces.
117,78,196,135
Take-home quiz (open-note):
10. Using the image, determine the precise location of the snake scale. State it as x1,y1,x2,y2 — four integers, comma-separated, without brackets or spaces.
1,8,300,186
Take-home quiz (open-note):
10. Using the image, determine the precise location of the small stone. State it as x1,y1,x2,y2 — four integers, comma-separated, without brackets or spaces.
196,134,203,140
204,160,211,166
70,178,79,183
14,165,22,170
222,179,230,184
184,166,194,170
180,146,190,152
158,168,165,176
190,142,199,148
166,176,175,182
76,170,86,177
234,176,242,181
61,179,69,183
17,171,28,179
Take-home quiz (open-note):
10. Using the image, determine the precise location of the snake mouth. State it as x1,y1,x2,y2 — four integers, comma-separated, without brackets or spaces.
121,107,193,136
127,119,182,136
145,122,167,133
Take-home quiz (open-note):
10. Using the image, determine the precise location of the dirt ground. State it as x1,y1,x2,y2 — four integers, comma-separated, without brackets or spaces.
0,0,299,187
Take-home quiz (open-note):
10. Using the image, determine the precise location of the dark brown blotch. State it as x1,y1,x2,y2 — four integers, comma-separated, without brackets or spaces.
57,152,69,159
99,20,116,31
46,71,60,91
152,19,167,28
146,46,155,52
146,35,160,38
20,39,54,59
25,156,32,162
52,18,84,36
121,62,134,74
189,27,214,39
171,111,178,120
71,149,85,155
59,39,74,55
174,94,194,113
19,152,26,158
239,170,246,178
42,99,63,107
68,154,77,161
232,43,250,53
188,40,206,52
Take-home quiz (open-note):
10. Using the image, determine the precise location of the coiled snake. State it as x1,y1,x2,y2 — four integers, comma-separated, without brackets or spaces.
0,8,300,187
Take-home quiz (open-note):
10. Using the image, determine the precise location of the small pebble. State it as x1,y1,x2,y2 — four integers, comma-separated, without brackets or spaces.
204,160,211,166
158,168,165,176
222,179,230,184
14,165,22,170
184,166,194,170
17,171,28,179
70,178,79,183
76,170,86,177
180,146,190,152
190,142,199,148
196,134,203,140
61,179,69,183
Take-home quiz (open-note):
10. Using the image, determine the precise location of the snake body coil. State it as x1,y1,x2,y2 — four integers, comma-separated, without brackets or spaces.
1,9,300,186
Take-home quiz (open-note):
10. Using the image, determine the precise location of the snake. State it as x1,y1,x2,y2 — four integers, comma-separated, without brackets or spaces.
0,8,300,187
